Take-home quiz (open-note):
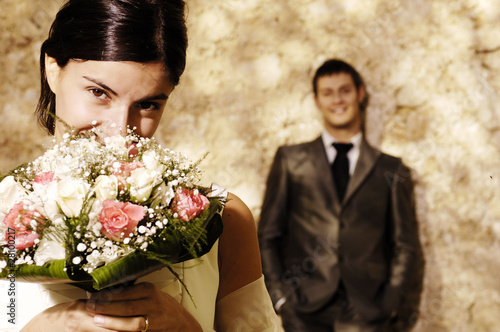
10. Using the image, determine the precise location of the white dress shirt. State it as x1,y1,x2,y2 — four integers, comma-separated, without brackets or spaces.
321,131,362,175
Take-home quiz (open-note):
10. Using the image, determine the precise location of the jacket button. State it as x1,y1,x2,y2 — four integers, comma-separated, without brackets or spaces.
340,221,345,229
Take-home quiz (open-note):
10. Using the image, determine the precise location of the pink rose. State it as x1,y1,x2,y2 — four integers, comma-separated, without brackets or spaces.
171,188,210,222
113,161,144,190
98,200,145,241
33,171,56,184
4,202,44,250
127,143,140,159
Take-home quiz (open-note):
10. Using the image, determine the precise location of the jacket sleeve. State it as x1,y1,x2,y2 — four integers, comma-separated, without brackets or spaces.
257,147,291,307
383,160,419,313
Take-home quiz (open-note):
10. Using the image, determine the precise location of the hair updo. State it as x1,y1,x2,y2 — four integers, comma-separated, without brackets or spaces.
36,0,188,134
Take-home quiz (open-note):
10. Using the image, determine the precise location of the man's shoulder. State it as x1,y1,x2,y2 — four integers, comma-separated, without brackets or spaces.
367,145,411,175
379,151,403,165
362,141,405,166
277,137,322,154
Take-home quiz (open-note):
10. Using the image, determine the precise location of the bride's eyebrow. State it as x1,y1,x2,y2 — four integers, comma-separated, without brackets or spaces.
83,76,118,96
137,93,169,103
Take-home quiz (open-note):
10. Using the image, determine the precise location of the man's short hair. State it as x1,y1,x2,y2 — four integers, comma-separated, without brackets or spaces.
312,59,369,112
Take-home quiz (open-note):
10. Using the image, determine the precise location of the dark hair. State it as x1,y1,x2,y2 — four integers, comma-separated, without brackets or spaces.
312,59,369,112
36,0,188,134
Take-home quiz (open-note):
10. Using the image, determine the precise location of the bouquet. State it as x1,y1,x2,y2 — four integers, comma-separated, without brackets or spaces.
0,127,224,293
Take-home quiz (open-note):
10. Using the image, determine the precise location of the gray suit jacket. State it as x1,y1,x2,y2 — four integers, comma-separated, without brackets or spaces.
258,136,418,321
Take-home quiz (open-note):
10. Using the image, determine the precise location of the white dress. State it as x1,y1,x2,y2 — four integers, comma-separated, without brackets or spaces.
0,186,280,331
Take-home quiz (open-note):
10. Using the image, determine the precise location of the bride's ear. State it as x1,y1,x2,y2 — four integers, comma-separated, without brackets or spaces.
45,54,61,93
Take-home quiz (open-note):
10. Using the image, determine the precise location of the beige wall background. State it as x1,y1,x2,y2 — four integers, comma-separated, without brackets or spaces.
1,0,500,330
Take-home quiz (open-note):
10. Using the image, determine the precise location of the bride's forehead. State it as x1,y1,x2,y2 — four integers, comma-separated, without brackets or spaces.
71,60,167,81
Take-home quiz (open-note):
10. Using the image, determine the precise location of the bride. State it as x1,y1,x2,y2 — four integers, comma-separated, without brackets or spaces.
1,0,279,331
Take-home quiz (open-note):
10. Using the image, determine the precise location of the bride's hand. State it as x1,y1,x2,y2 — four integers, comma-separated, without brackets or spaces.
21,300,102,332
86,282,202,332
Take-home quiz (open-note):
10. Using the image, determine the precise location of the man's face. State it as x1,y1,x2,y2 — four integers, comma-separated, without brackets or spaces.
314,72,365,135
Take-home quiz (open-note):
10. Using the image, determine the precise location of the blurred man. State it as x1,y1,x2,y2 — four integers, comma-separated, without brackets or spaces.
258,59,418,332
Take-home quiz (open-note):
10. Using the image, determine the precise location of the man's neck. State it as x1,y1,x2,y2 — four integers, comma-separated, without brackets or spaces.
325,127,362,143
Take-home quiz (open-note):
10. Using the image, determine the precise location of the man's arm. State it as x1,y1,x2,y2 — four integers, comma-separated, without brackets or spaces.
384,161,419,313
258,147,290,310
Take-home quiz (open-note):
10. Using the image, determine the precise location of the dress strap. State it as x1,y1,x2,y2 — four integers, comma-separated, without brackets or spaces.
215,275,281,331
209,183,228,200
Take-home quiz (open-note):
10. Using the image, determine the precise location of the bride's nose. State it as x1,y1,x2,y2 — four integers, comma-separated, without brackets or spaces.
106,107,131,136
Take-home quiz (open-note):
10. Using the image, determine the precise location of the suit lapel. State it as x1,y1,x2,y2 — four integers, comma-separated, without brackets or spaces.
309,137,342,214
343,139,381,204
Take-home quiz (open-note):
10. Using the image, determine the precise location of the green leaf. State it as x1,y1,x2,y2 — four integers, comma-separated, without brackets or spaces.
2,199,224,293
10,260,72,282
89,252,164,291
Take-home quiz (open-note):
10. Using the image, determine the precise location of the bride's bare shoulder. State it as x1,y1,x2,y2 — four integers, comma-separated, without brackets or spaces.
216,192,262,300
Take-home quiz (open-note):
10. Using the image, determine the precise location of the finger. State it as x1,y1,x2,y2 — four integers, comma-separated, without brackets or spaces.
93,314,148,332
90,282,156,302
87,297,151,317
52,301,110,332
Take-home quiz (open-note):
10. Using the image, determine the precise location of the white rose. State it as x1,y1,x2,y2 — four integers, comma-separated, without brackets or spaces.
56,177,91,218
34,239,66,266
152,182,175,207
94,175,119,200
104,135,128,155
53,155,80,178
74,138,100,156
142,150,167,174
0,221,6,245
128,168,157,202
102,245,133,264
68,139,89,156
42,181,66,221
86,199,103,233
36,148,61,172
85,138,101,153
0,176,28,214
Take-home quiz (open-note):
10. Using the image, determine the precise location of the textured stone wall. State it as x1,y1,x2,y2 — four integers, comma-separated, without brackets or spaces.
1,0,500,330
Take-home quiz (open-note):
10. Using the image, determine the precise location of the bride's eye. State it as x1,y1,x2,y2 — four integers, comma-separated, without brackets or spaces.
89,88,108,100
137,102,160,112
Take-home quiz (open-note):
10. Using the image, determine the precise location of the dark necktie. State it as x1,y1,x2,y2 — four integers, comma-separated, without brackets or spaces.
332,143,353,201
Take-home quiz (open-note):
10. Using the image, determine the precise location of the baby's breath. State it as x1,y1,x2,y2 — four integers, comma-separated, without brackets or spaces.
0,126,222,291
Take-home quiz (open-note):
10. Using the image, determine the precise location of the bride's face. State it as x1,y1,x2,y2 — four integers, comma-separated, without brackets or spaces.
45,56,174,140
